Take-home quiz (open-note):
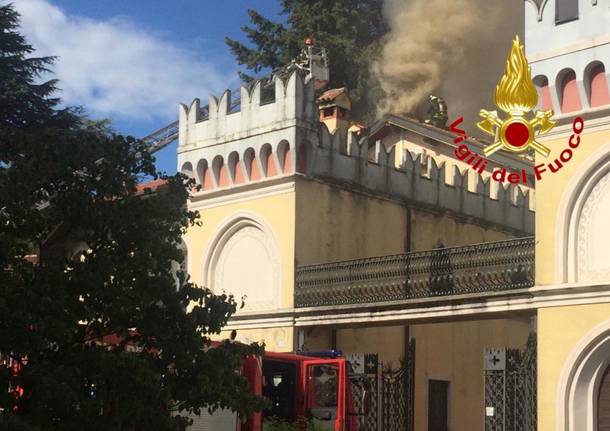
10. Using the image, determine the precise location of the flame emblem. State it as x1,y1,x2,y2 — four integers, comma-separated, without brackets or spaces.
477,36,555,157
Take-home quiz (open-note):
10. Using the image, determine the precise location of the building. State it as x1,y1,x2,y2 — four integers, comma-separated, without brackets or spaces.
527,1,610,430
177,0,610,429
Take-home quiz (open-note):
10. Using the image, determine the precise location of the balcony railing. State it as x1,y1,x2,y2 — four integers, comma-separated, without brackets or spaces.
294,237,535,308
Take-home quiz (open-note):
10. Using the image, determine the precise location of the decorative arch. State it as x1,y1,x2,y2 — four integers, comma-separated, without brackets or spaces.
244,147,261,181
556,319,610,431
525,0,549,21
277,140,292,174
599,366,610,431
180,161,194,179
260,143,278,177
196,159,214,190
557,68,583,113
585,62,610,108
555,144,610,283
212,155,230,187
534,74,554,110
201,212,281,312
227,151,244,185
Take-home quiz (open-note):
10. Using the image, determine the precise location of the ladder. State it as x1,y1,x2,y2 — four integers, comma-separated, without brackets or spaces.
140,44,328,154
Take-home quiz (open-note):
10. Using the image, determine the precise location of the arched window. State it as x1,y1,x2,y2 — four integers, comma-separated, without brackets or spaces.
587,63,610,108
558,69,582,113
533,75,553,110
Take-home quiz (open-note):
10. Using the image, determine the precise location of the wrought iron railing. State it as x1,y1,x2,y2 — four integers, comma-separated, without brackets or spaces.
294,237,535,308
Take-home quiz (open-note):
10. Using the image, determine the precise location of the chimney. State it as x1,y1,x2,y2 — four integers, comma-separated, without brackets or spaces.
317,87,352,145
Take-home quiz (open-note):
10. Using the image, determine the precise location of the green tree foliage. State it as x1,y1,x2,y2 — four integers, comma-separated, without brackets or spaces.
0,4,264,430
225,0,387,120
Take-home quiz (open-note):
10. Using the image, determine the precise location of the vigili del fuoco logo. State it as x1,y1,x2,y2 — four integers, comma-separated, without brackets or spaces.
450,36,584,184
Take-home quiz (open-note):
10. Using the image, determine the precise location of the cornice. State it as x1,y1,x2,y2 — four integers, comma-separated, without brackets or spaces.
220,282,610,329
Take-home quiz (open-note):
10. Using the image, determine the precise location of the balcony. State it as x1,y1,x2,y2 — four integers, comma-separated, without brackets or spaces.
294,237,535,308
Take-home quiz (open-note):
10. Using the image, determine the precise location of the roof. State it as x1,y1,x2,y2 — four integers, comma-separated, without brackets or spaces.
349,121,367,130
135,178,167,195
317,87,352,109
369,113,452,140
368,113,533,172
317,87,348,102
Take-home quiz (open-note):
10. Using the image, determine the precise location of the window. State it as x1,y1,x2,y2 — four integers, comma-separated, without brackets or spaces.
263,360,297,422
428,380,449,431
322,107,335,118
306,363,339,427
556,0,578,24
311,365,338,408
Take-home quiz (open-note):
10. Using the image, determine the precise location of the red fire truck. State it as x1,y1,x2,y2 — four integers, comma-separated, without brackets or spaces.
189,349,369,431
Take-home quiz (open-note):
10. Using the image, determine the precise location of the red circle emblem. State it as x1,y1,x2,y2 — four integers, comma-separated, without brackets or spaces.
504,122,530,148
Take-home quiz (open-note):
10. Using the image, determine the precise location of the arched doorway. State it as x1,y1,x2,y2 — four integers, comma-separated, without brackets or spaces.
557,320,610,431
599,365,610,431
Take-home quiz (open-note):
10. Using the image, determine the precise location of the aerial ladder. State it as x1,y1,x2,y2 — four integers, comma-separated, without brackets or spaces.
140,41,329,154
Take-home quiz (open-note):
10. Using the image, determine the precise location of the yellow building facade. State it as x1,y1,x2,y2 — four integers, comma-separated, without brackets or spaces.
177,56,537,430
178,1,610,429
534,118,610,431
526,0,610,429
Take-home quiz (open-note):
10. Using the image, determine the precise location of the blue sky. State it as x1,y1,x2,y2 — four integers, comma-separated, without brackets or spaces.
13,0,283,174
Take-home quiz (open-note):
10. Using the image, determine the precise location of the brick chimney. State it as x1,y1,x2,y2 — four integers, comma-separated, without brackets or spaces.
317,87,352,141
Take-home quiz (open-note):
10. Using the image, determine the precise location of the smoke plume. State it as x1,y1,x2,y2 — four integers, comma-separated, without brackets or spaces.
373,0,524,133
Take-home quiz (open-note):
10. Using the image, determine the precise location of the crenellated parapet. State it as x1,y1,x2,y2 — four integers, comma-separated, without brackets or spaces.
178,71,317,151
304,125,534,233
177,71,319,191
177,73,533,234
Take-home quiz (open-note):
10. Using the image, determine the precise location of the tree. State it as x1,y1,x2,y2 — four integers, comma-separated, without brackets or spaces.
225,0,387,120
0,4,264,430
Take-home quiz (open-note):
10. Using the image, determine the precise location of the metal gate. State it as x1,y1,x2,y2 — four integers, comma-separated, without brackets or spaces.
350,339,415,431
484,333,537,431
351,373,379,431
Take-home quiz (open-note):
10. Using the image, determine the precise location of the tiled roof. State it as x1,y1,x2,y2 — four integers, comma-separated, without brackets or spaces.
135,178,167,195
317,87,348,102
